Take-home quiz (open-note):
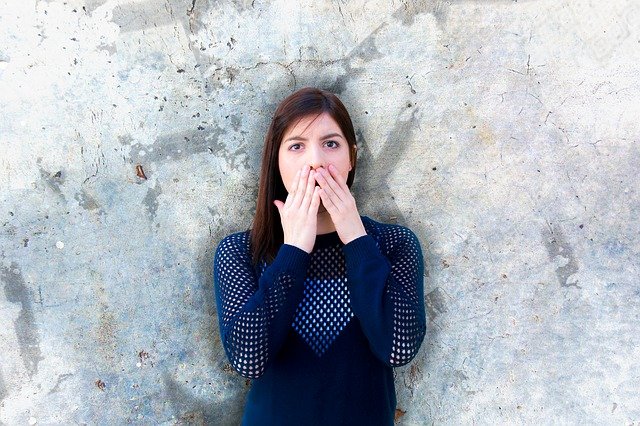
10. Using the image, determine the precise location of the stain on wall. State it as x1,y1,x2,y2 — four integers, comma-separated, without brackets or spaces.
1,263,44,379
0,371,7,404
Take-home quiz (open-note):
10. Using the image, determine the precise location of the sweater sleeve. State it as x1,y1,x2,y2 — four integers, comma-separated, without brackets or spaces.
342,226,426,367
213,233,310,378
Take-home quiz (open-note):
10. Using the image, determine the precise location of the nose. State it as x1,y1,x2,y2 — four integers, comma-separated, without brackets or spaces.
308,144,325,171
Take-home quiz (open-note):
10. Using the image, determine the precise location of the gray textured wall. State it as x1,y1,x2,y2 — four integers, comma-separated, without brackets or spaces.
1,0,639,424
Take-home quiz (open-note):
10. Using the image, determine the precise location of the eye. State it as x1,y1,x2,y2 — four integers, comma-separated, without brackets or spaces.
288,143,302,151
325,140,340,148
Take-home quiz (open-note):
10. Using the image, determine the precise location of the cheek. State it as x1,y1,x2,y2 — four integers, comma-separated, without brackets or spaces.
339,156,352,179
279,170,289,192
278,152,290,192
279,166,296,193
342,168,350,182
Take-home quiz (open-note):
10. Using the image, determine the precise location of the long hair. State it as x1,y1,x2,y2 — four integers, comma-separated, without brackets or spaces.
249,87,358,266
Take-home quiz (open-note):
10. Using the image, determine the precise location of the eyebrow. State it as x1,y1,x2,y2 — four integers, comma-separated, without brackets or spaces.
284,133,344,142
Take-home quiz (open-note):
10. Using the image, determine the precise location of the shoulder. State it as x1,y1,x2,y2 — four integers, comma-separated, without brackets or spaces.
360,215,422,256
361,215,418,240
215,230,252,261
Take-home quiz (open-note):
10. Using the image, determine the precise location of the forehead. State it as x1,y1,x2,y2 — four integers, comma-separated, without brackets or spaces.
283,112,342,138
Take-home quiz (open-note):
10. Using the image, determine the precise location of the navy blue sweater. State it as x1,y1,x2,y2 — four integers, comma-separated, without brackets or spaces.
213,215,426,425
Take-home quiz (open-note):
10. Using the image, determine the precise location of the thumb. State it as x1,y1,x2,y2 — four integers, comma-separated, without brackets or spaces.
273,200,284,215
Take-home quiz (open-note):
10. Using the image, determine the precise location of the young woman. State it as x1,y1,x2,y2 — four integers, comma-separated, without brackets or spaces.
213,87,427,425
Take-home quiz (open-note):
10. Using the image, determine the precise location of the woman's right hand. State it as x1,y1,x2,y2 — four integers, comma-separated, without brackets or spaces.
273,164,321,253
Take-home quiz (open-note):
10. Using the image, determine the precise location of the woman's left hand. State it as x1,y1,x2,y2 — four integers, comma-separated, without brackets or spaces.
314,164,367,244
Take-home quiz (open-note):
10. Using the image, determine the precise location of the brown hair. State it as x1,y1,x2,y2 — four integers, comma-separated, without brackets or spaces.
249,87,358,266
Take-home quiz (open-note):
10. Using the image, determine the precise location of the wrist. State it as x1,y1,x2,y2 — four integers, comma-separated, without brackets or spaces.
342,228,367,245
284,238,313,254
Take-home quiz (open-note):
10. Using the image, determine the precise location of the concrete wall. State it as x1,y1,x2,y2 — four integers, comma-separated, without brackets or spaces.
1,0,638,424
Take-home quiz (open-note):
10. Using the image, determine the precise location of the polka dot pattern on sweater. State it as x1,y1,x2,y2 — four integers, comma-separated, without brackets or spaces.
214,232,299,378
292,244,354,357
380,226,424,366
213,216,426,379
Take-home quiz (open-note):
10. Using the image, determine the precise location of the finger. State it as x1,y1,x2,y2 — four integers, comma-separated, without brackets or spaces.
314,169,338,204
318,187,338,213
292,165,310,207
329,164,353,203
285,168,302,207
308,186,321,215
301,169,316,208
317,166,346,203
273,199,284,215
289,169,301,195
328,164,349,193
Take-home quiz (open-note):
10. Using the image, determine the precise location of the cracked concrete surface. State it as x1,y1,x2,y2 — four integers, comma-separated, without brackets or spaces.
1,0,639,424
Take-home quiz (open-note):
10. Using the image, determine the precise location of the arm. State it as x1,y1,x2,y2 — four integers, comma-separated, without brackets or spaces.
213,233,310,378
342,226,426,367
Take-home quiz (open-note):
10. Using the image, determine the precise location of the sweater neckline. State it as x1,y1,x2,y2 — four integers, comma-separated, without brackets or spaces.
313,230,341,250
311,215,371,250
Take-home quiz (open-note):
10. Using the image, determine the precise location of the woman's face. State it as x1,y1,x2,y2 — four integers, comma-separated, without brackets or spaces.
278,112,352,194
